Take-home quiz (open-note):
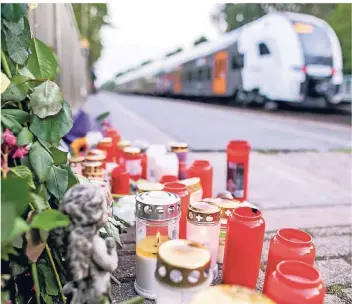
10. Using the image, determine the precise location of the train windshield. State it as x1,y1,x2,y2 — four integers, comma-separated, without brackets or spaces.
293,21,333,66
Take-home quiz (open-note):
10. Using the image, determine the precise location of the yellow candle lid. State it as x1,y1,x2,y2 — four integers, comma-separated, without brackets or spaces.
189,285,276,304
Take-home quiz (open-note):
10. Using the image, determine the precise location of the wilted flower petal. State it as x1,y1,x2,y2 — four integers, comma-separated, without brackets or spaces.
12,146,28,159
2,129,16,146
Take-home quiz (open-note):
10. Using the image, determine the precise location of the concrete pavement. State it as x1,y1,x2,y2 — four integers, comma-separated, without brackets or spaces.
83,92,351,303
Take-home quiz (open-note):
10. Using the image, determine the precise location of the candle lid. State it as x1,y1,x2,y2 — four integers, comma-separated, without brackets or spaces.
83,161,103,167
118,140,131,148
155,239,211,288
180,177,201,193
206,198,242,219
169,142,188,152
189,285,275,303
85,154,106,162
99,137,112,144
124,147,141,155
188,201,220,225
69,156,85,163
135,191,181,221
137,181,164,193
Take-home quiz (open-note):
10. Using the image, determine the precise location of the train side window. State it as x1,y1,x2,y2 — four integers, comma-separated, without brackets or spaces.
207,67,211,80
198,69,202,81
258,43,270,56
232,54,244,69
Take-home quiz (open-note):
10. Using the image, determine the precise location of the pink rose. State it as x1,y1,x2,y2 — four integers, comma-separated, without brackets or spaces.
12,146,28,159
2,128,16,146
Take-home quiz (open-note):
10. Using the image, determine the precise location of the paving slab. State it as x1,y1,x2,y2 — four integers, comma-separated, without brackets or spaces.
325,294,348,304
315,259,352,287
342,288,352,303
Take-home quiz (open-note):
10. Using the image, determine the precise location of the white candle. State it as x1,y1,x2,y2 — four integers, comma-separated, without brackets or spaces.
135,233,169,299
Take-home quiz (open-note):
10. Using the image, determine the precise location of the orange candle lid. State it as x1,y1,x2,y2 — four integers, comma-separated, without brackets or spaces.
118,140,131,148
180,177,202,193
69,156,85,163
99,137,112,145
124,147,141,156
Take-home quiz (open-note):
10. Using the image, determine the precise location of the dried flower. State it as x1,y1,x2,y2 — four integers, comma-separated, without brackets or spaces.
12,146,28,159
2,129,16,146
1,72,10,94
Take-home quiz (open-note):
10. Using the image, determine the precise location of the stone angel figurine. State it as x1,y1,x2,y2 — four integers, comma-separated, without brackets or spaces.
54,184,118,304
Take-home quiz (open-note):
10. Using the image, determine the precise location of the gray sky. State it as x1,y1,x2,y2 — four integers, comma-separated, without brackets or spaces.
95,2,220,85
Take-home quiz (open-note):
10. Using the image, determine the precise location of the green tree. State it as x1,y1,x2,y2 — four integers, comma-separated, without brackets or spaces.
193,35,208,46
72,4,108,69
328,3,352,74
101,80,116,91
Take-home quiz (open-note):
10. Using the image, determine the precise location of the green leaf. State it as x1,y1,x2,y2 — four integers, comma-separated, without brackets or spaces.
29,80,63,118
1,4,28,22
49,147,67,165
60,164,79,188
30,210,70,231
3,17,31,65
2,17,24,35
7,218,29,241
41,294,54,304
1,177,29,241
9,165,35,189
10,261,27,276
1,75,30,102
30,100,73,143
31,263,41,304
18,66,35,79
16,127,33,146
37,184,51,202
37,264,59,296
1,114,22,134
27,38,58,80
29,141,54,183
45,166,68,200
30,192,50,211
1,109,30,124
96,111,110,123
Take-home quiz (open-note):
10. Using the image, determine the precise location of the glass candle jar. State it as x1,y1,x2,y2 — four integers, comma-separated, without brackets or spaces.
223,207,265,289
189,285,275,304
186,201,221,279
82,161,104,180
169,142,189,180
187,160,213,199
116,140,131,165
85,151,107,170
68,156,85,175
96,137,114,162
154,239,212,304
180,178,203,203
265,261,325,304
111,166,130,195
123,147,142,181
137,181,164,193
160,175,179,184
263,228,316,293
205,198,242,264
135,191,181,299
226,140,250,202
163,182,190,239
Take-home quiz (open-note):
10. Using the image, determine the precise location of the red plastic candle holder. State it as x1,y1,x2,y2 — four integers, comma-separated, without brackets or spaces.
263,228,316,293
187,160,213,199
96,138,114,163
226,140,250,202
163,182,190,239
105,128,121,161
159,175,179,184
222,206,265,289
111,166,130,195
265,260,325,304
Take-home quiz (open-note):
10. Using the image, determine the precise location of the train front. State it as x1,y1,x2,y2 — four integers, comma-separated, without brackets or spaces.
290,14,344,108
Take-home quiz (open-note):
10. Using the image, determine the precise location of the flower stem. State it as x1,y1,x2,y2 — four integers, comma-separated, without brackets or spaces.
31,262,41,304
2,146,9,178
45,244,67,304
1,50,12,79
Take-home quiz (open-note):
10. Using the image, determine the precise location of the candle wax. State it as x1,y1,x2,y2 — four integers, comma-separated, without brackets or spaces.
136,235,170,258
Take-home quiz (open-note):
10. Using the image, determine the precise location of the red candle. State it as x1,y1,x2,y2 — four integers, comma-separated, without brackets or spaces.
116,140,131,165
141,152,148,180
123,147,142,181
163,182,190,239
111,166,130,195
265,261,325,304
160,175,179,184
187,160,213,199
96,138,114,162
105,128,121,161
226,140,250,202
222,206,265,289
263,228,316,293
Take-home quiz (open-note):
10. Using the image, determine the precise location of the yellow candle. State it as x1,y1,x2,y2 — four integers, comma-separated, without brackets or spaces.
136,232,170,258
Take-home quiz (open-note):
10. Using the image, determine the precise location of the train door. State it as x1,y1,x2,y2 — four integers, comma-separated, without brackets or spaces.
173,67,182,94
213,51,228,95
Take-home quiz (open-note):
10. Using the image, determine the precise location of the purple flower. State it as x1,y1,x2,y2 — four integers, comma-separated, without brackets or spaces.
2,129,16,146
12,146,28,159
